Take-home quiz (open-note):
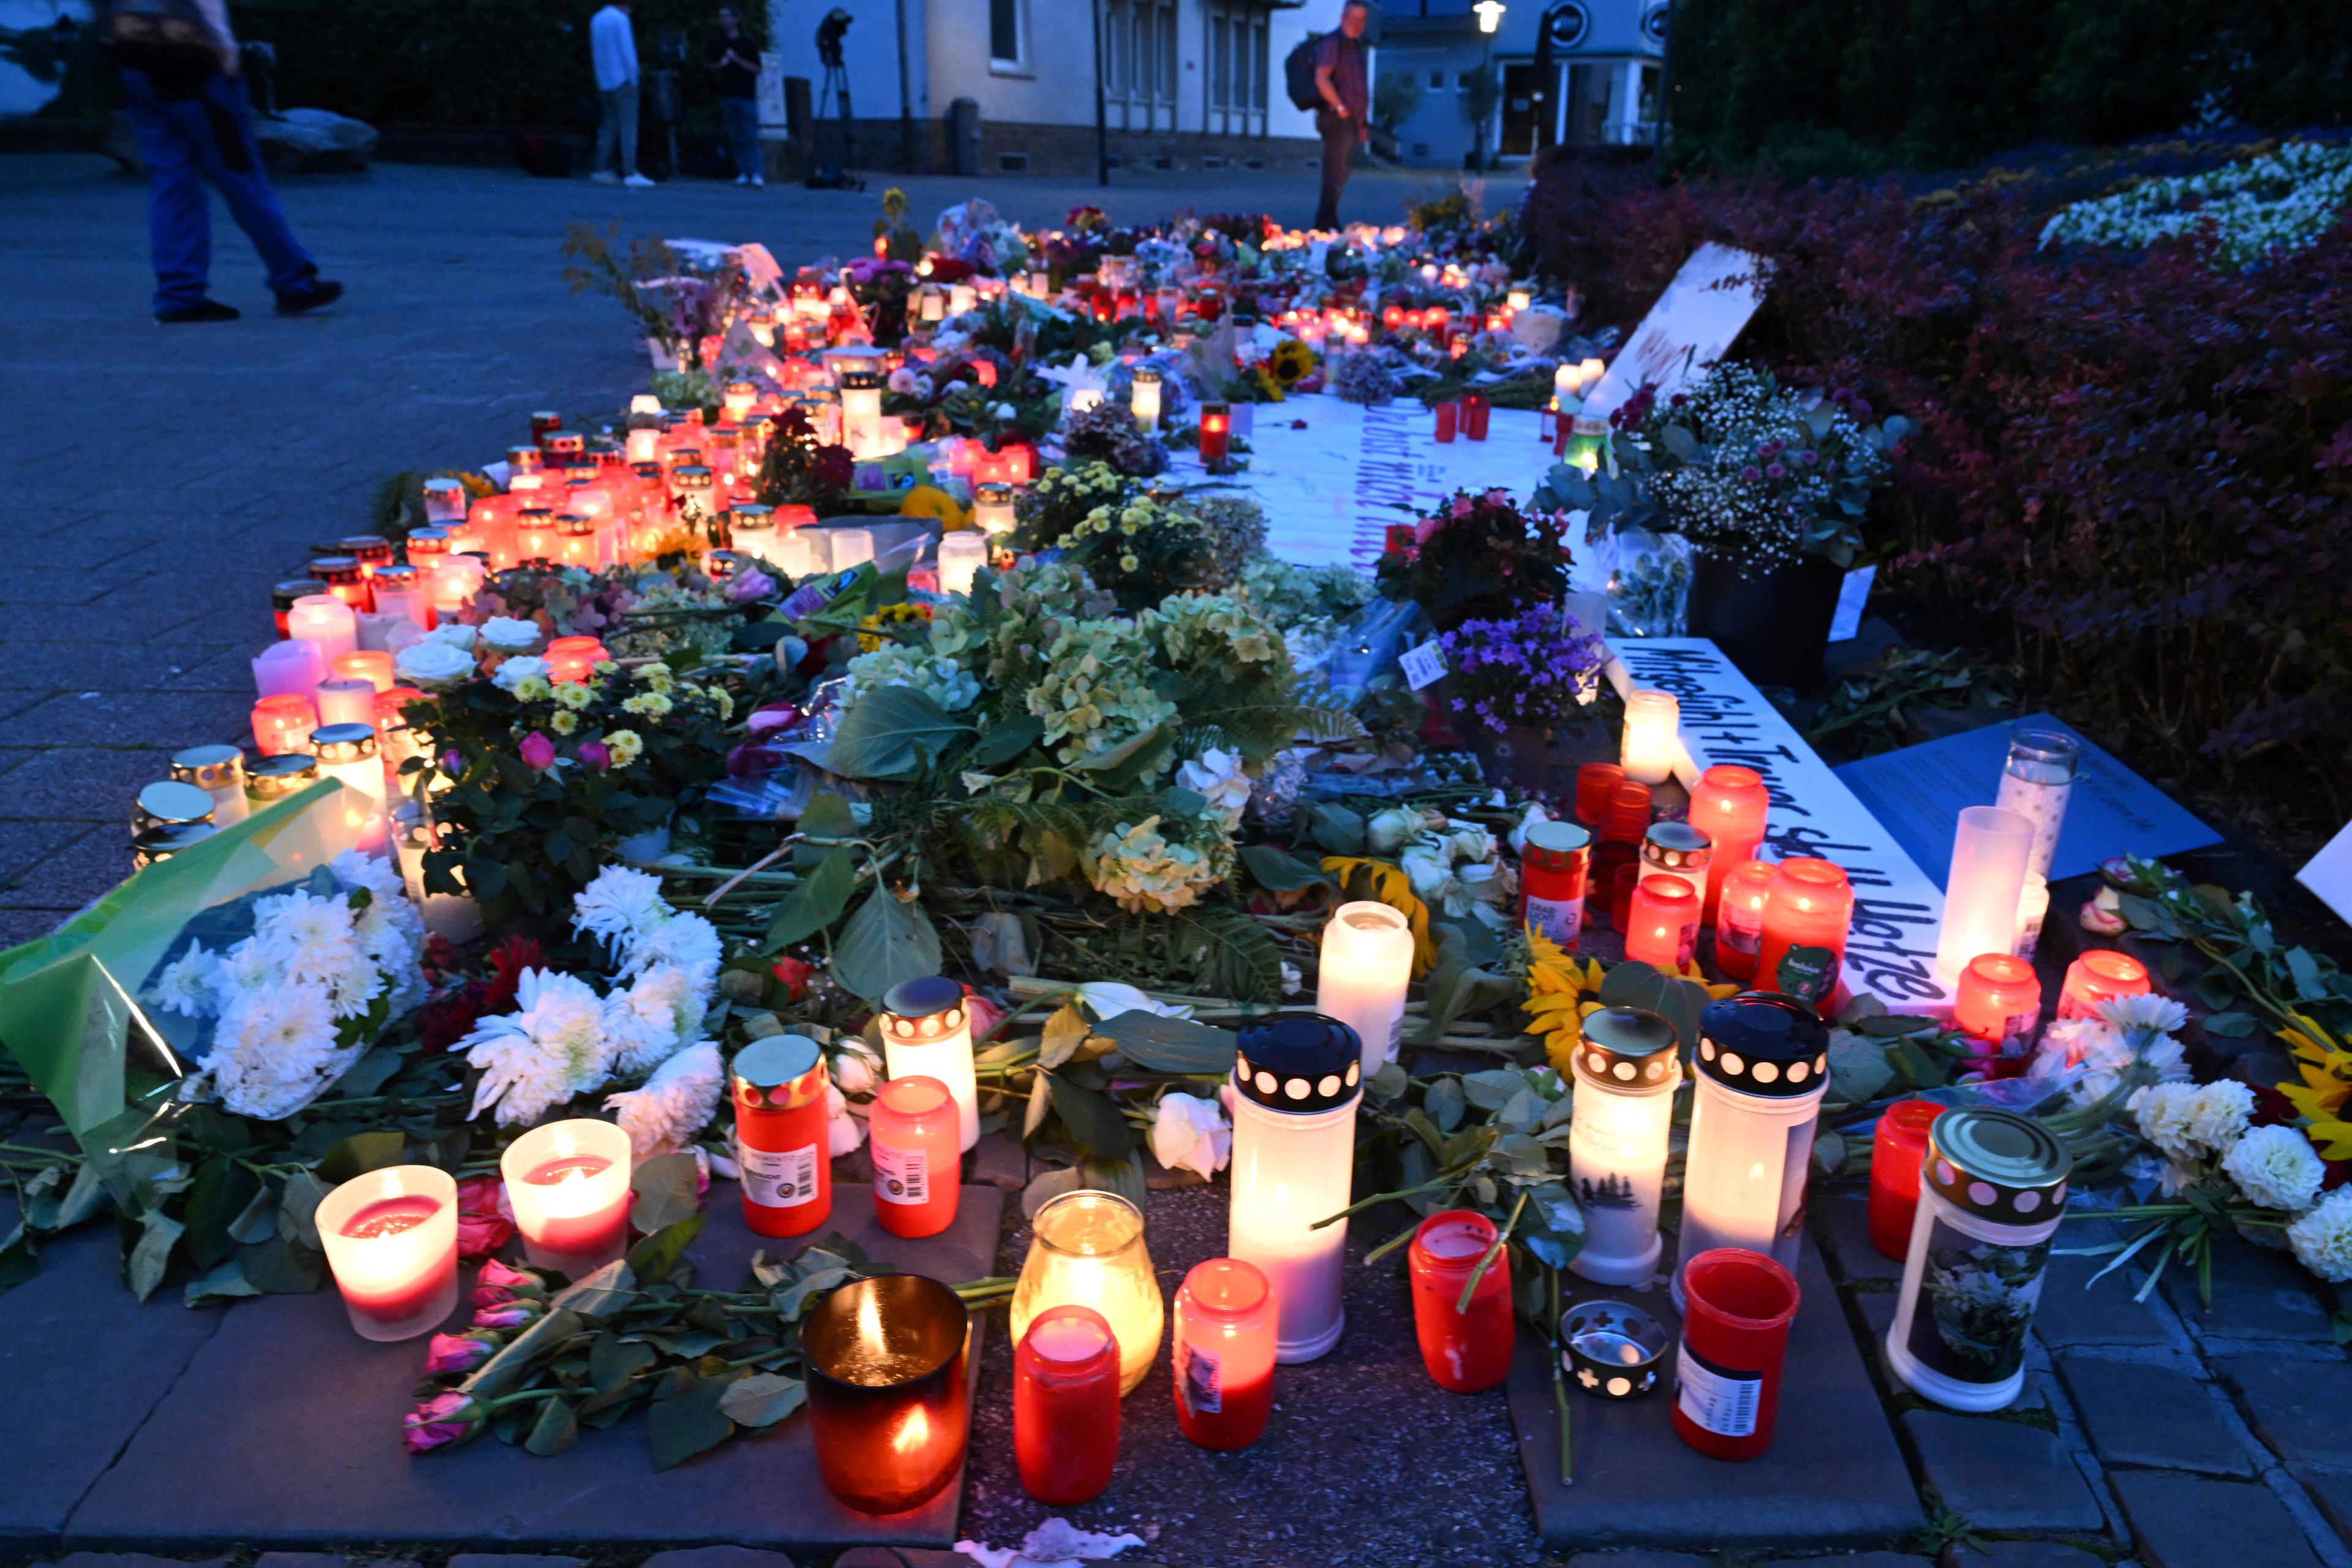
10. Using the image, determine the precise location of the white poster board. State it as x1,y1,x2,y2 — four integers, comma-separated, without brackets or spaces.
1580,242,1771,420
2297,818,2352,930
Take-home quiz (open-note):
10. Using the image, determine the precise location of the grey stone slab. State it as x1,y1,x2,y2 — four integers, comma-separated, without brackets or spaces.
1505,1238,1923,1550
1900,1411,2106,1532
0,1227,225,1545
255,1555,415,1568
1940,1545,2108,1568
0,749,183,821
53,1555,228,1568
2032,1249,2171,1348
67,1182,1003,1552
639,1549,798,1568
2057,1355,2254,1476
0,821,101,884
2162,1234,2336,1344
2108,1470,2326,1568
1812,1191,1905,1283
0,826,134,912
965,1130,1027,1193
446,1556,584,1568
2218,1355,2352,1469
0,690,251,753
2294,1466,2352,1546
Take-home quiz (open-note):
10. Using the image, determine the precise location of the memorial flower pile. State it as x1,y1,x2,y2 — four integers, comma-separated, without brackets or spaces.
2038,140,2352,270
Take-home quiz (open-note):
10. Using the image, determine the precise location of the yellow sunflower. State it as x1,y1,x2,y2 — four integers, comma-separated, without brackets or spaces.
1268,339,1317,386
897,484,970,531
2278,1017,2352,1162
856,600,934,653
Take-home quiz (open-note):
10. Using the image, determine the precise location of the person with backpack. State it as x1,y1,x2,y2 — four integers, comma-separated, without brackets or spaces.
99,0,342,323
1310,0,1371,230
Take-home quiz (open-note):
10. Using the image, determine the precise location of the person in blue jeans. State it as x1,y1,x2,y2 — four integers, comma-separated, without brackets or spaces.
119,40,342,324
709,7,764,187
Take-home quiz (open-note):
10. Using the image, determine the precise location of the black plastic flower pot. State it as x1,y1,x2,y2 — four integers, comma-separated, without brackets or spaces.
1684,547,1846,692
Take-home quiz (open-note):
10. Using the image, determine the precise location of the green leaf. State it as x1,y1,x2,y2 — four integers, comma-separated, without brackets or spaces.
590,1332,658,1395
1239,843,1333,894
1308,802,1366,856
1078,1151,1150,1210
526,1396,581,1456
773,1263,858,1320
1168,905,1287,1003
1827,1036,1898,1106
126,1209,183,1302
317,1130,407,1185
1594,960,1707,1050
1854,1012,1941,1038
763,846,858,952
279,1170,330,1250
2201,1011,2258,1038
1460,1069,1525,1112
1072,724,1174,791
463,1307,589,1401
825,685,971,780
181,1257,262,1308
625,1213,706,1286
181,1158,258,1271
831,889,944,1003
795,791,860,856
1047,1072,1135,1159
719,1372,807,1428
1088,1011,1240,1074
55,1161,111,1231
631,1151,703,1234
1426,1077,1466,1132
649,1372,740,1470
328,1047,404,1100
971,713,1047,767
235,1234,327,1294
1021,1163,1087,1220
1039,1003,1091,1070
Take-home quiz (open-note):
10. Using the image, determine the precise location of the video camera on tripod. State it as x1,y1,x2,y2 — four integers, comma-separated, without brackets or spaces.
807,8,865,189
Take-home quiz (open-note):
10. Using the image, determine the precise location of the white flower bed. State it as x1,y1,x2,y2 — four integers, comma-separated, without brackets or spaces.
2039,141,2352,269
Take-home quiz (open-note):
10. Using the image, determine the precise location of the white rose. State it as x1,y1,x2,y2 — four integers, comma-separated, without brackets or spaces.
394,638,475,689
826,1083,866,1156
2222,1124,2326,1213
2287,1187,2352,1284
1148,1090,1231,1179
1366,805,1422,856
831,1041,881,1096
480,616,543,654
425,622,478,652
1446,820,1498,864
492,655,551,693
1400,842,1455,903
1507,801,1554,856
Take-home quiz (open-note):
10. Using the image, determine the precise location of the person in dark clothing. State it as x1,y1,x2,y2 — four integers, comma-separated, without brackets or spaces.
1311,0,1371,231
113,1,341,322
709,7,764,186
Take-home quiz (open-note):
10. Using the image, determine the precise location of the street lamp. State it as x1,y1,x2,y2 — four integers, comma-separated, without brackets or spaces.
1471,1,1504,172
1473,0,1506,29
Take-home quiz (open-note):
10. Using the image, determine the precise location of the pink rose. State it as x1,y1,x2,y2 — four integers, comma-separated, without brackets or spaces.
402,1392,483,1454
1450,497,1472,518
1413,517,1441,545
963,987,1006,1042
472,1301,539,1330
476,1258,538,1292
577,741,612,772
423,1332,496,1375
519,731,556,771
454,1177,514,1260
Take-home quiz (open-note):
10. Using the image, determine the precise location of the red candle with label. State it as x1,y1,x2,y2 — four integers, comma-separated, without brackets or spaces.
1014,1305,1121,1505
1198,402,1231,464
1575,762,1626,826
1672,1247,1800,1461
545,635,609,684
1954,953,2042,1046
1688,764,1770,925
1713,859,1777,981
1433,400,1458,443
2057,949,2150,1020
1173,1257,1276,1450
1460,394,1490,441
1408,1210,1513,1393
1754,858,1853,1006
1518,820,1592,949
1625,874,1701,971
1867,1099,1946,1260
870,1075,960,1239
733,1034,833,1238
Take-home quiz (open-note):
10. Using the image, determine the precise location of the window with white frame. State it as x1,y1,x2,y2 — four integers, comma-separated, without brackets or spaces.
989,0,1026,70
1205,3,1269,137
1104,0,1178,130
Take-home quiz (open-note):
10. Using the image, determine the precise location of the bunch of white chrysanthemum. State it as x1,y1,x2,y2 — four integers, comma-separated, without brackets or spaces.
605,1039,725,1156
2119,1053,2335,1279
2034,992,2192,1109
461,968,616,1126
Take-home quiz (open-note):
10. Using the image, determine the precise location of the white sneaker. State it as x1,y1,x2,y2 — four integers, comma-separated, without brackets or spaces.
624,172,655,189
591,170,620,184
733,174,750,186
750,173,764,187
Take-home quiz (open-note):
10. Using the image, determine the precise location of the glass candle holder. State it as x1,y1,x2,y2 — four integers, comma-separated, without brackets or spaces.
171,744,247,828
1675,993,1831,1305
830,526,876,571
1954,953,2042,1048
421,477,468,524
1567,1005,1681,1284
1592,780,1653,898
1574,762,1625,826
270,578,318,638
317,1164,459,1341
805,1274,971,1515
315,676,378,731
1014,1305,1121,1505
1931,805,2035,995
973,481,1017,537
1688,764,1770,924
546,636,609,684
309,556,372,613
1520,820,1593,949
311,723,388,855
501,1118,632,1278
1199,402,1231,464
1130,366,1162,430
2058,949,2150,1020
1609,861,1642,935
870,1076,962,1240
1672,1247,1801,1461
733,1033,832,1238
333,650,395,693
1316,900,1415,1074
1755,858,1854,1008
1621,689,1682,785
1995,725,2078,884
1461,393,1491,441
370,564,426,628
251,693,318,757
937,530,988,595
1011,1189,1163,1395
1867,1098,1945,1261
1625,873,1701,971
1408,1210,1513,1393
1434,399,1459,443
1172,1257,1275,1449
245,752,318,812
288,594,358,666
1229,1014,1362,1363
879,976,979,1150
2014,872,2051,960
1713,859,1777,981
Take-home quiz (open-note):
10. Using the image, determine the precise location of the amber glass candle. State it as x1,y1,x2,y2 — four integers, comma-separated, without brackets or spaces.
2058,949,2150,1020
1688,764,1770,925
1713,859,1778,982
1014,1305,1120,1506
804,1275,971,1515
1954,954,2042,1045
1867,1098,1946,1261
1754,858,1854,1005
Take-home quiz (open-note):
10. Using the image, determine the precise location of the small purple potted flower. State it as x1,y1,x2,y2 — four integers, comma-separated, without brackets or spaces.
1434,605,1611,794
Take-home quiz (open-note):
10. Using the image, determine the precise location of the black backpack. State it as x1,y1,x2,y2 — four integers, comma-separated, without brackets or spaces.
1284,32,1325,112
94,0,225,75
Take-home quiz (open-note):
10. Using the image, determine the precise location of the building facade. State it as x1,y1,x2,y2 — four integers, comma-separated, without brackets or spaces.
1374,0,1662,169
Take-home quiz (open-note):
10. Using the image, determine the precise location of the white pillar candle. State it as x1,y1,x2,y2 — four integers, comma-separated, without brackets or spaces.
432,556,487,617
973,482,1016,537
1131,368,1163,431
1620,688,1681,785
879,976,979,1151
1579,356,1605,386
501,1118,634,1278
829,527,875,572
626,427,662,464
1227,1016,1362,1363
252,638,326,701
937,531,988,596
1931,805,2035,994
1315,901,1414,1074
1566,1006,1681,1286
1554,362,1583,404
317,1164,459,1341
288,594,358,666
775,527,819,579
1673,994,1831,1309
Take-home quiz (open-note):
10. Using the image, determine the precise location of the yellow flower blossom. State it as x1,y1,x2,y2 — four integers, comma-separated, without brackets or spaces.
549,710,579,736
605,729,645,769
553,682,593,711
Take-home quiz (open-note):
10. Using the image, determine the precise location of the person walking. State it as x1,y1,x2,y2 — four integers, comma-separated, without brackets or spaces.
1311,0,1371,231
709,6,763,186
107,0,342,323
592,0,654,187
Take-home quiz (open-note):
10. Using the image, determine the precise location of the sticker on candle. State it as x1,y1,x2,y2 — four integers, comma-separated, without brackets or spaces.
1176,1339,1221,1415
1398,639,1447,692
1675,1342,1763,1437
740,1142,820,1208
875,1140,930,1205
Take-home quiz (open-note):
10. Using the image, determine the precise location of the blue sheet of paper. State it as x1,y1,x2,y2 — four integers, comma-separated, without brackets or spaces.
1833,712,2218,891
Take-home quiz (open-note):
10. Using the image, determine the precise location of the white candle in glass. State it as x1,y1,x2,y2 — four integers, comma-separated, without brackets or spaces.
1932,805,2036,993
829,527,875,571
1566,1006,1681,1286
1131,369,1163,431
501,1118,633,1277
1227,1017,1361,1363
937,531,988,596
775,527,818,579
431,557,487,618
1315,901,1414,1074
288,594,358,666
879,976,979,1150
317,1164,459,1341
1994,726,2078,884
311,722,389,855
1620,688,1681,785
315,676,379,731
973,483,1017,537
252,638,326,701
1673,995,1830,1308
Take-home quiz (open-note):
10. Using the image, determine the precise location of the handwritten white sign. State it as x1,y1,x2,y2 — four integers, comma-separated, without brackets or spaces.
1580,243,1771,421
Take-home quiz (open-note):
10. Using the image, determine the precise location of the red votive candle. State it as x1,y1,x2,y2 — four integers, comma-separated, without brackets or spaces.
1461,394,1490,441
1593,780,1654,899
1688,764,1770,925
1868,1099,1946,1261
805,1275,971,1515
1575,762,1626,826
1434,401,1458,443
1754,858,1854,1006
1609,861,1642,935
870,1075,961,1239
733,1033,833,1238
546,635,609,684
1198,403,1231,464
252,694,317,756
316,1164,459,1342
1408,1210,1513,1393
1625,873,1701,971
1673,1247,1801,1461
1954,953,2043,1046
500,1119,632,1278
1014,1305,1121,1505
1174,1257,1276,1450
2058,949,2150,1020
1713,860,1777,981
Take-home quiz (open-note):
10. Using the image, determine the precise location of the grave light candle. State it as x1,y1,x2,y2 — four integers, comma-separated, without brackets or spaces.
878,976,980,1150
1755,858,1854,1007
1688,764,1770,924
310,723,388,854
1408,1209,1514,1393
1519,820,1593,949
728,502,776,560
315,676,378,731
134,780,214,839
1567,1005,1681,1284
2058,949,2149,1020
1625,873,1701,970
369,564,428,629
244,752,317,812
1673,1247,1801,1461
869,1075,962,1240
805,1275,971,1515
1995,726,2078,885
1199,402,1231,464
288,594,358,666
1931,805,2035,994
1131,366,1162,431
309,556,371,612
1575,761,1626,826
546,636,609,684
421,477,469,525
1610,861,1642,935
1713,859,1777,981
501,1118,631,1277
431,556,488,618
1562,415,1610,473
333,650,395,693
937,530,987,596
732,1033,833,1237
1316,900,1415,1074
1954,953,2041,1048
1011,1189,1164,1395
1621,688,1681,785
1172,1257,1276,1449
1014,1306,1121,1505
270,579,317,638
170,744,247,827
1434,400,1458,443
1866,1098,1945,1261
251,693,317,756
556,514,598,568
1228,1014,1362,1363
1675,992,1831,1303
1461,393,1491,442
317,1164,458,1341
1592,779,1654,897
973,481,1017,538
1642,822,1711,898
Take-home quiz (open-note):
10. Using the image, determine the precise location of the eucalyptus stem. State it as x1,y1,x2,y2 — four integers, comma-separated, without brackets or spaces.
1310,1173,1466,1231
1456,1189,1529,1316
